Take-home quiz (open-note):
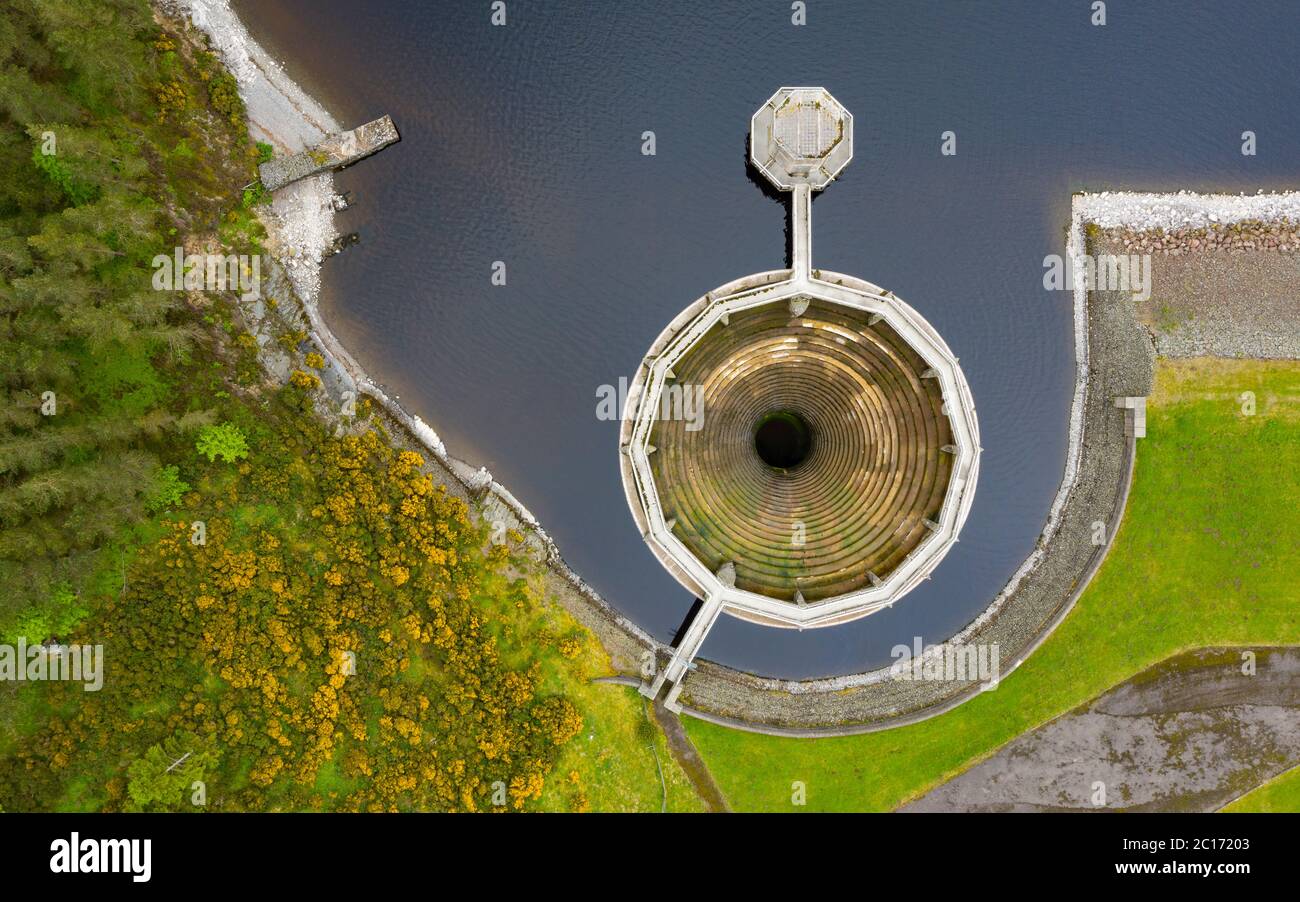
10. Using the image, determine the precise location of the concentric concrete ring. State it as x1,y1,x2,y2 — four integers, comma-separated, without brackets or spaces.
648,297,952,602
620,267,979,630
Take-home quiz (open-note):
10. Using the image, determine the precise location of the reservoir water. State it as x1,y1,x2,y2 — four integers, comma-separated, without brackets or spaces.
232,0,1300,678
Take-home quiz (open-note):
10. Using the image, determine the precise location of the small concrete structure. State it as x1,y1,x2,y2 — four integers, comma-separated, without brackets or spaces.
750,87,853,192
259,115,400,191
622,88,981,712
1114,396,1147,438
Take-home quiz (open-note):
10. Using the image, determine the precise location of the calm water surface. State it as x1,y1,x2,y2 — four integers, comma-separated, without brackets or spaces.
233,0,1300,678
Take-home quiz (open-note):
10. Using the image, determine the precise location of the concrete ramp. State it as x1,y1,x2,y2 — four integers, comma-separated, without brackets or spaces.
259,115,400,191
902,648,1300,812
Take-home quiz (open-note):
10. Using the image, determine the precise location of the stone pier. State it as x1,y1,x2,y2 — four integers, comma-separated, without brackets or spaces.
259,115,400,191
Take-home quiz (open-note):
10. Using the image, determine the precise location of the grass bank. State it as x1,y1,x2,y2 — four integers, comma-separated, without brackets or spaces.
1223,765,1300,813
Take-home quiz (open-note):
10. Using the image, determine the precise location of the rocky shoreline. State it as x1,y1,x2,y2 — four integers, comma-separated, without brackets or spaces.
1085,191,1300,361
1113,218,1300,254
170,0,663,680
161,0,340,305
1131,242,1300,360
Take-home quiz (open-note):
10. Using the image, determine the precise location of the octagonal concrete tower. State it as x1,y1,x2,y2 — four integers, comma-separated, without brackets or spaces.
621,88,980,710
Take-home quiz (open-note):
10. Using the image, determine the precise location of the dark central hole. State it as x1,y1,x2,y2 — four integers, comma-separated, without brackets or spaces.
754,411,812,470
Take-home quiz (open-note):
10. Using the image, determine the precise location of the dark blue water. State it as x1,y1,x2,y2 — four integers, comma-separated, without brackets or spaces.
233,0,1300,678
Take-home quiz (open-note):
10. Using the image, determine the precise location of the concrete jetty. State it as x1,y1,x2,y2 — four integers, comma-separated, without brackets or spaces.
259,115,400,191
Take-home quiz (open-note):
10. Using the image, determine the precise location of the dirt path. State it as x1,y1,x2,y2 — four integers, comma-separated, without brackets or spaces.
903,648,1300,812
650,701,731,812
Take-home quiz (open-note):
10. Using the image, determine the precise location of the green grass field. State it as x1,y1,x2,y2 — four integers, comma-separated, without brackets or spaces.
685,359,1300,812
1223,765,1300,813
545,685,703,812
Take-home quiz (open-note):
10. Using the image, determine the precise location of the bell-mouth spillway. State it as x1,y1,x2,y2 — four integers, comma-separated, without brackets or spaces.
620,87,980,710
648,298,954,604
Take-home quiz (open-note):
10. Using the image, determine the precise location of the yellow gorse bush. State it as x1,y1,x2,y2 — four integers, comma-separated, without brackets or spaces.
3,413,585,812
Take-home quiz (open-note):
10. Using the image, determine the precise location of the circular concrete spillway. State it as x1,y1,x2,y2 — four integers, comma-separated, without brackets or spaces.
647,297,953,603
621,88,980,706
